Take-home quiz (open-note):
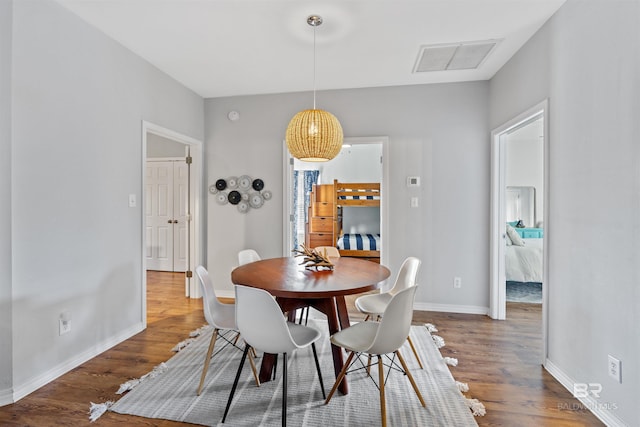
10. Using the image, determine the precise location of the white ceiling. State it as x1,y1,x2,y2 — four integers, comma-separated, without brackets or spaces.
55,0,566,99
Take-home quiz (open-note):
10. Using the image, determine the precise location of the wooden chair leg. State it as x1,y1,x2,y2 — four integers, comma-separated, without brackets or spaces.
196,328,218,395
222,345,250,423
325,351,355,404
247,349,261,387
396,350,426,407
378,355,387,427
406,335,424,369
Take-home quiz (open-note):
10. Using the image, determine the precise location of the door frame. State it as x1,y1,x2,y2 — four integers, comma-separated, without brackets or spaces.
282,136,390,268
142,121,203,321
489,100,550,361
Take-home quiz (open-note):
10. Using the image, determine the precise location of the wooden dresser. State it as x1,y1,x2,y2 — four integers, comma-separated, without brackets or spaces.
305,184,336,249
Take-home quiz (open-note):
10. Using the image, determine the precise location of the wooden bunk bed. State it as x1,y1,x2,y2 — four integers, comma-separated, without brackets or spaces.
305,180,381,262
333,180,381,262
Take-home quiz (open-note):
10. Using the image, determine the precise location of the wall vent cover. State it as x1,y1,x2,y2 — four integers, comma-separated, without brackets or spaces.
413,40,500,73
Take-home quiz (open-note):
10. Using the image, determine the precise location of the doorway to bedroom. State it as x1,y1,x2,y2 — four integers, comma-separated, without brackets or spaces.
504,118,544,311
489,101,549,343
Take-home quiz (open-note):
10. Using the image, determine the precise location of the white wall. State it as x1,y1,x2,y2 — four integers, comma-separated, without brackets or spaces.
206,82,490,312
316,143,383,184
506,119,544,225
0,0,14,403
490,1,639,425
5,0,203,401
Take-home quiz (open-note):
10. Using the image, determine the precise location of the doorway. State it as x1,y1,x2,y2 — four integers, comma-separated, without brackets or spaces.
142,121,203,316
283,136,389,267
146,159,189,272
489,101,549,360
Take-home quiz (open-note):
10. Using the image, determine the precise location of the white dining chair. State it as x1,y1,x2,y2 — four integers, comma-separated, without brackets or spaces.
325,286,425,427
194,266,259,396
313,246,340,258
222,285,326,427
238,249,261,265
354,256,424,368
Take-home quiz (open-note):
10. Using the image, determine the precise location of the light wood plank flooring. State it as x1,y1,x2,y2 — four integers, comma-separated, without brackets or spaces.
0,271,603,426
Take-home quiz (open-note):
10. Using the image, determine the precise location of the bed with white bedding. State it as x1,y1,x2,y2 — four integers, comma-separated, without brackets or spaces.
505,237,543,283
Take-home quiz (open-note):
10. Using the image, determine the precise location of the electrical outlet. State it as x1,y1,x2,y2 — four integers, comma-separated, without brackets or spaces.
59,312,71,336
608,355,622,383
453,277,462,288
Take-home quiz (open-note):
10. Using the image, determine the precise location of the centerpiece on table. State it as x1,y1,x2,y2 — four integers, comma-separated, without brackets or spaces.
292,245,334,271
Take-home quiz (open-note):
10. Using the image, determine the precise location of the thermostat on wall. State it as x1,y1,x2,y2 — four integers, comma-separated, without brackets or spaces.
406,176,421,187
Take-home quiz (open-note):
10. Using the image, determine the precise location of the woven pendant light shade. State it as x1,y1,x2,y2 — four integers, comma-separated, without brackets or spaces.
286,109,343,162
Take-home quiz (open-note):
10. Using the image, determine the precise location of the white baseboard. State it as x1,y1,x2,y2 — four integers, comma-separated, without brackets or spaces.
10,322,145,404
544,359,627,427
414,302,489,315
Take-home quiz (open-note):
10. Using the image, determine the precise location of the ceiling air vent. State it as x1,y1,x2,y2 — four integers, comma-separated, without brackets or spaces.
413,40,500,73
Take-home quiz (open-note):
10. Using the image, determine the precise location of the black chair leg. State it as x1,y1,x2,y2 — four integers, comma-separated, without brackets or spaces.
311,343,326,399
273,354,278,380
222,345,250,423
282,352,287,427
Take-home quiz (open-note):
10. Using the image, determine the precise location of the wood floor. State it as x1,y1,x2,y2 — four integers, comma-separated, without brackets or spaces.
0,271,603,426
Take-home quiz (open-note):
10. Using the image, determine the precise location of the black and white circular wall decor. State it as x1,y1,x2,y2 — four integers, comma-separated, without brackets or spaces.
210,175,271,213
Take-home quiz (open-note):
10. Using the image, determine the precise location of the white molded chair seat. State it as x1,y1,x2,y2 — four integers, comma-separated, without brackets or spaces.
194,266,259,396
238,249,261,265
222,285,326,427
354,292,393,316
325,286,425,427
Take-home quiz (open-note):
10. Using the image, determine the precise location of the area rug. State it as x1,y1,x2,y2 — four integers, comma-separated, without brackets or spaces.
506,281,542,303
95,321,482,426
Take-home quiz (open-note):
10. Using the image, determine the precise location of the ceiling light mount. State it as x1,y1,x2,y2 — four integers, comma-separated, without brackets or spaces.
307,15,323,27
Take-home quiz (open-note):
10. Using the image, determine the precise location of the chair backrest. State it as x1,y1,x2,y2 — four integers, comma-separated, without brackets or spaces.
235,285,298,354
195,265,228,328
238,249,261,266
313,246,340,258
367,285,418,355
388,256,421,296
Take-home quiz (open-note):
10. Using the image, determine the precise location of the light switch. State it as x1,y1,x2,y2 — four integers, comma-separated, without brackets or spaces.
129,194,137,207
410,197,419,208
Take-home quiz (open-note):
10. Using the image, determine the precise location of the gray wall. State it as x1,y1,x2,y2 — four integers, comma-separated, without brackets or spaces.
490,0,639,424
205,82,490,311
0,0,14,401
4,0,203,399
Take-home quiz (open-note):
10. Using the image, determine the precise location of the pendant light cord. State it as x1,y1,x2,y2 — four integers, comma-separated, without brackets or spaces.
313,24,317,110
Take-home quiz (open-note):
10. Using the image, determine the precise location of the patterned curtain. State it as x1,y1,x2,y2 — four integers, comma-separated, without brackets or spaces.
293,170,320,249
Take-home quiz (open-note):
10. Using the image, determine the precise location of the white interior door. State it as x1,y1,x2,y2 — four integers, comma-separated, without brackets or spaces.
173,162,188,272
145,160,187,272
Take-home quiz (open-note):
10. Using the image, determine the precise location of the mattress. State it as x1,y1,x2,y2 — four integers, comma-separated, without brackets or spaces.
505,238,543,282
337,189,380,200
337,233,381,251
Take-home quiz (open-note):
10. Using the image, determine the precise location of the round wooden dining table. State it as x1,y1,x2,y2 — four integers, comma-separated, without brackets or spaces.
231,256,391,394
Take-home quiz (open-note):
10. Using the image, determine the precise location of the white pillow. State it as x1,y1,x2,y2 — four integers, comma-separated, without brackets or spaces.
505,231,513,246
506,224,525,246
